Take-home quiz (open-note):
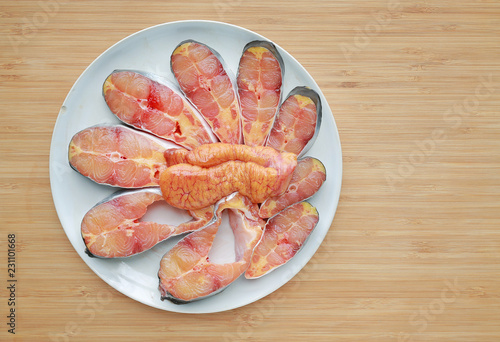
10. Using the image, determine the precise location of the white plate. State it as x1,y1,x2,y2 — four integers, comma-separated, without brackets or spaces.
49,20,342,313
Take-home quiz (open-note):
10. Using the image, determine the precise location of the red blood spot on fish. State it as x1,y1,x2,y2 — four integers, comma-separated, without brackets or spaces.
104,71,216,149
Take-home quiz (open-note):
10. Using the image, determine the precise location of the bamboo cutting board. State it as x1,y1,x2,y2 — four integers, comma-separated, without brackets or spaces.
1,1,499,341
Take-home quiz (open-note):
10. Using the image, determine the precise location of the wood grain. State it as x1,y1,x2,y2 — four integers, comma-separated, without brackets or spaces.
1,0,499,341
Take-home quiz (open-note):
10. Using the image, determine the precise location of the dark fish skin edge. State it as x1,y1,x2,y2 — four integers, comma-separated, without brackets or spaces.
158,275,191,305
159,287,228,305
160,293,191,305
84,247,97,258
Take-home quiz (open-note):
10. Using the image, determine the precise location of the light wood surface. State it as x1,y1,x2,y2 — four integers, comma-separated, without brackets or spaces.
1,1,499,341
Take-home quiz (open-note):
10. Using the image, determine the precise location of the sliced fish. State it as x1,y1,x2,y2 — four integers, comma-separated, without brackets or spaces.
68,124,172,188
266,87,322,157
237,41,283,146
159,194,265,304
103,70,217,150
171,40,242,144
81,188,214,258
246,201,319,279
259,157,326,219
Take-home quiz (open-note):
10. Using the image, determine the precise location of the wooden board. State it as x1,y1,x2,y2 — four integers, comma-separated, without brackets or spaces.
1,0,499,341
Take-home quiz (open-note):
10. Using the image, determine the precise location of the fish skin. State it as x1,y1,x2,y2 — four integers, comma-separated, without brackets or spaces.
237,43,282,147
159,194,264,303
246,201,319,279
81,189,214,258
171,41,242,144
103,70,216,150
68,125,167,188
259,157,326,219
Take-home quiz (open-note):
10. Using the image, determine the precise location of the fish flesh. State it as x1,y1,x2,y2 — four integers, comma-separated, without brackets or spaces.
246,201,319,279
159,143,297,210
259,157,326,219
266,87,322,157
237,41,283,146
68,125,170,188
171,40,242,144
159,194,265,303
103,70,217,149
81,188,214,258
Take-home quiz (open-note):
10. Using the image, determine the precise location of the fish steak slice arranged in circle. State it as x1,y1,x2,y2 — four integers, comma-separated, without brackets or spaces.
266,86,322,157
68,125,175,188
246,201,319,279
171,40,242,144
259,157,326,219
81,188,214,258
103,70,217,150
237,41,283,146
159,194,265,304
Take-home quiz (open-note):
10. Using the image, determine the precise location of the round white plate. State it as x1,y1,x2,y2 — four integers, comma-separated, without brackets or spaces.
49,20,342,313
